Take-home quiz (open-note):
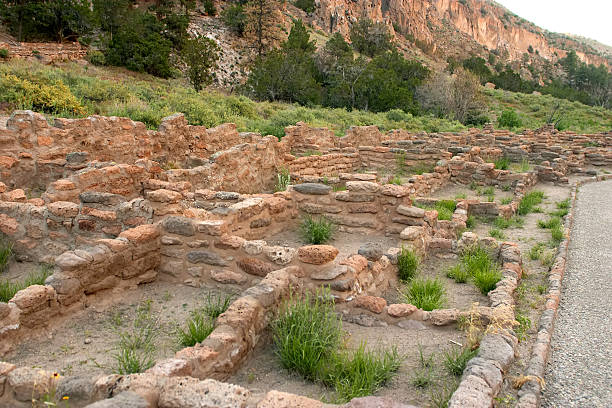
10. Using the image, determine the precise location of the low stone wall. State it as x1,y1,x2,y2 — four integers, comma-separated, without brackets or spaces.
0,224,160,355
0,41,87,62
287,149,360,177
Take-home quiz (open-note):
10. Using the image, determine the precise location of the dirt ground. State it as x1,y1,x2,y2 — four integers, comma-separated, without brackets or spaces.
5,281,237,377
229,321,466,406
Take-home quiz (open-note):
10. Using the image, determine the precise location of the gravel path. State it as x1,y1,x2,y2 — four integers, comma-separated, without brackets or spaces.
542,180,612,407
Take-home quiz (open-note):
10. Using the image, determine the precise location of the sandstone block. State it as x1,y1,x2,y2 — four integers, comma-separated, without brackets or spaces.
297,245,339,265
210,269,248,284
48,201,80,218
162,216,195,236
257,390,323,408
187,250,228,266
346,181,380,193
396,205,425,218
400,226,424,240
237,257,275,276
119,224,160,244
358,242,383,261
387,303,417,318
292,183,331,195
354,295,387,314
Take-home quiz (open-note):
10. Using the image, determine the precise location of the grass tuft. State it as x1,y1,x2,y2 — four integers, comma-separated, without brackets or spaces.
446,264,469,283
299,215,335,244
403,278,446,311
273,290,343,379
0,265,52,302
397,246,420,282
0,238,12,273
114,300,157,374
489,228,506,239
460,245,502,294
493,157,510,170
517,191,545,215
177,308,216,347
443,346,478,376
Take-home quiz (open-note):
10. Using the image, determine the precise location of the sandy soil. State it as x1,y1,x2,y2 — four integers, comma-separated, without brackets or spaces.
229,321,466,406
5,281,237,377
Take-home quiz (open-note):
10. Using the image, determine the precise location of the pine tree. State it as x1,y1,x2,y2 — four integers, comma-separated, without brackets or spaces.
245,0,282,57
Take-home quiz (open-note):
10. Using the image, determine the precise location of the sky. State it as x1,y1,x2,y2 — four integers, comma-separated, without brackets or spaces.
495,0,612,47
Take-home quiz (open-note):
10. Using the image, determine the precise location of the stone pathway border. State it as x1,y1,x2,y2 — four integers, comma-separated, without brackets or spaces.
517,174,612,407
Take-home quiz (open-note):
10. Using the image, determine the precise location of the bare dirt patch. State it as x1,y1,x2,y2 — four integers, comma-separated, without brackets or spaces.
5,281,237,377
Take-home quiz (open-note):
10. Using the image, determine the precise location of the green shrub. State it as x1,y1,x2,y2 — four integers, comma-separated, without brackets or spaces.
397,246,420,282
443,346,478,376
294,0,316,13
493,157,510,170
86,50,106,66
0,73,86,115
180,36,221,91
528,243,545,261
0,49,8,59
0,238,13,273
203,0,217,15
221,4,247,35
299,215,335,244
482,187,495,196
517,191,545,215
273,290,342,379
497,109,522,129
446,264,469,283
403,278,446,311
500,197,512,205
323,344,401,402
177,308,215,347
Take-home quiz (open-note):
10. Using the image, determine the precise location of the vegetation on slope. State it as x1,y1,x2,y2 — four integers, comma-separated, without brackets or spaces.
0,59,610,135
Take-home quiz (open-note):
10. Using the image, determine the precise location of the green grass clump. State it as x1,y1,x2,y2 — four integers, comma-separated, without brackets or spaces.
435,200,457,221
500,197,513,205
550,224,564,246
0,238,12,273
517,191,545,215
443,346,478,376
323,344,401,402
397,246,420,282
299,215,335,244
493,157,510,170
0,265,52,302
455,192,467,199
446,264,469,283
273,290,343,379
202,292,233,320
482,187,495,196
460,245,502,294
489,228,506,239
538,216,562,229
528,243,545,261
465,215,476,229
403,278,446,311
273,290,400,401
114,300,157,374
178,308,216,347
515,312,532,342
494,215,524,229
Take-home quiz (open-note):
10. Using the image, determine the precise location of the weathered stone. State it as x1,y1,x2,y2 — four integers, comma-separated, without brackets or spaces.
162,216,195,236
400,226,424,240
210,269,247,284
297,245,339,265
329,277,355,291
237,257,274,276
257,390,323,408
429,309,460,325
357,242,383,261
343,313,387,327
396,205,425,218
353,296,387,314
79,191,124,205
292,183,331,195
387,303,417,318
48,201,80,217
146,189,182,203
215,234,245,250
341,396,419,408
85,391,149,408
56,376,97,406
10,285,54,311
264,246,296,265
310,264,350,280
187,250,228,266
346,181,380,193
158,378,250,408
7,367,56,401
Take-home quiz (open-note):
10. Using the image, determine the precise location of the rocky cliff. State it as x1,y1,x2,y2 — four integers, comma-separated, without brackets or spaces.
306,0,610,68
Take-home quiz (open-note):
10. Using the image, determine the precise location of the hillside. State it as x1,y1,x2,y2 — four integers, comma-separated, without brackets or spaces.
1,59,610,134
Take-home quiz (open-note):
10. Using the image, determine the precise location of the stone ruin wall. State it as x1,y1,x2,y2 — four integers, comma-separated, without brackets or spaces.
0,41,87,63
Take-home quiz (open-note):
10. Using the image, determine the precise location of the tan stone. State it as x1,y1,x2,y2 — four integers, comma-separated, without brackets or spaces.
3,189,26,202
237,257,275,277
354,295,387,314
297,245,339,265
257,390,323,408
119,224,160,244
0,214,19,235
387,303,418,318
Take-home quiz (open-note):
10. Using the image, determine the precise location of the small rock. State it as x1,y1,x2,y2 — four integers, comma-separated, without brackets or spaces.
353,295,387,314
84,338,92,345
297,245,339,265
358,242,383,261
387,303,417,318
292,183,331,195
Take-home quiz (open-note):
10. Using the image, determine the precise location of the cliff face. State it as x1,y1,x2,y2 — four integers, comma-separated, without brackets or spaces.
309,0,610,68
